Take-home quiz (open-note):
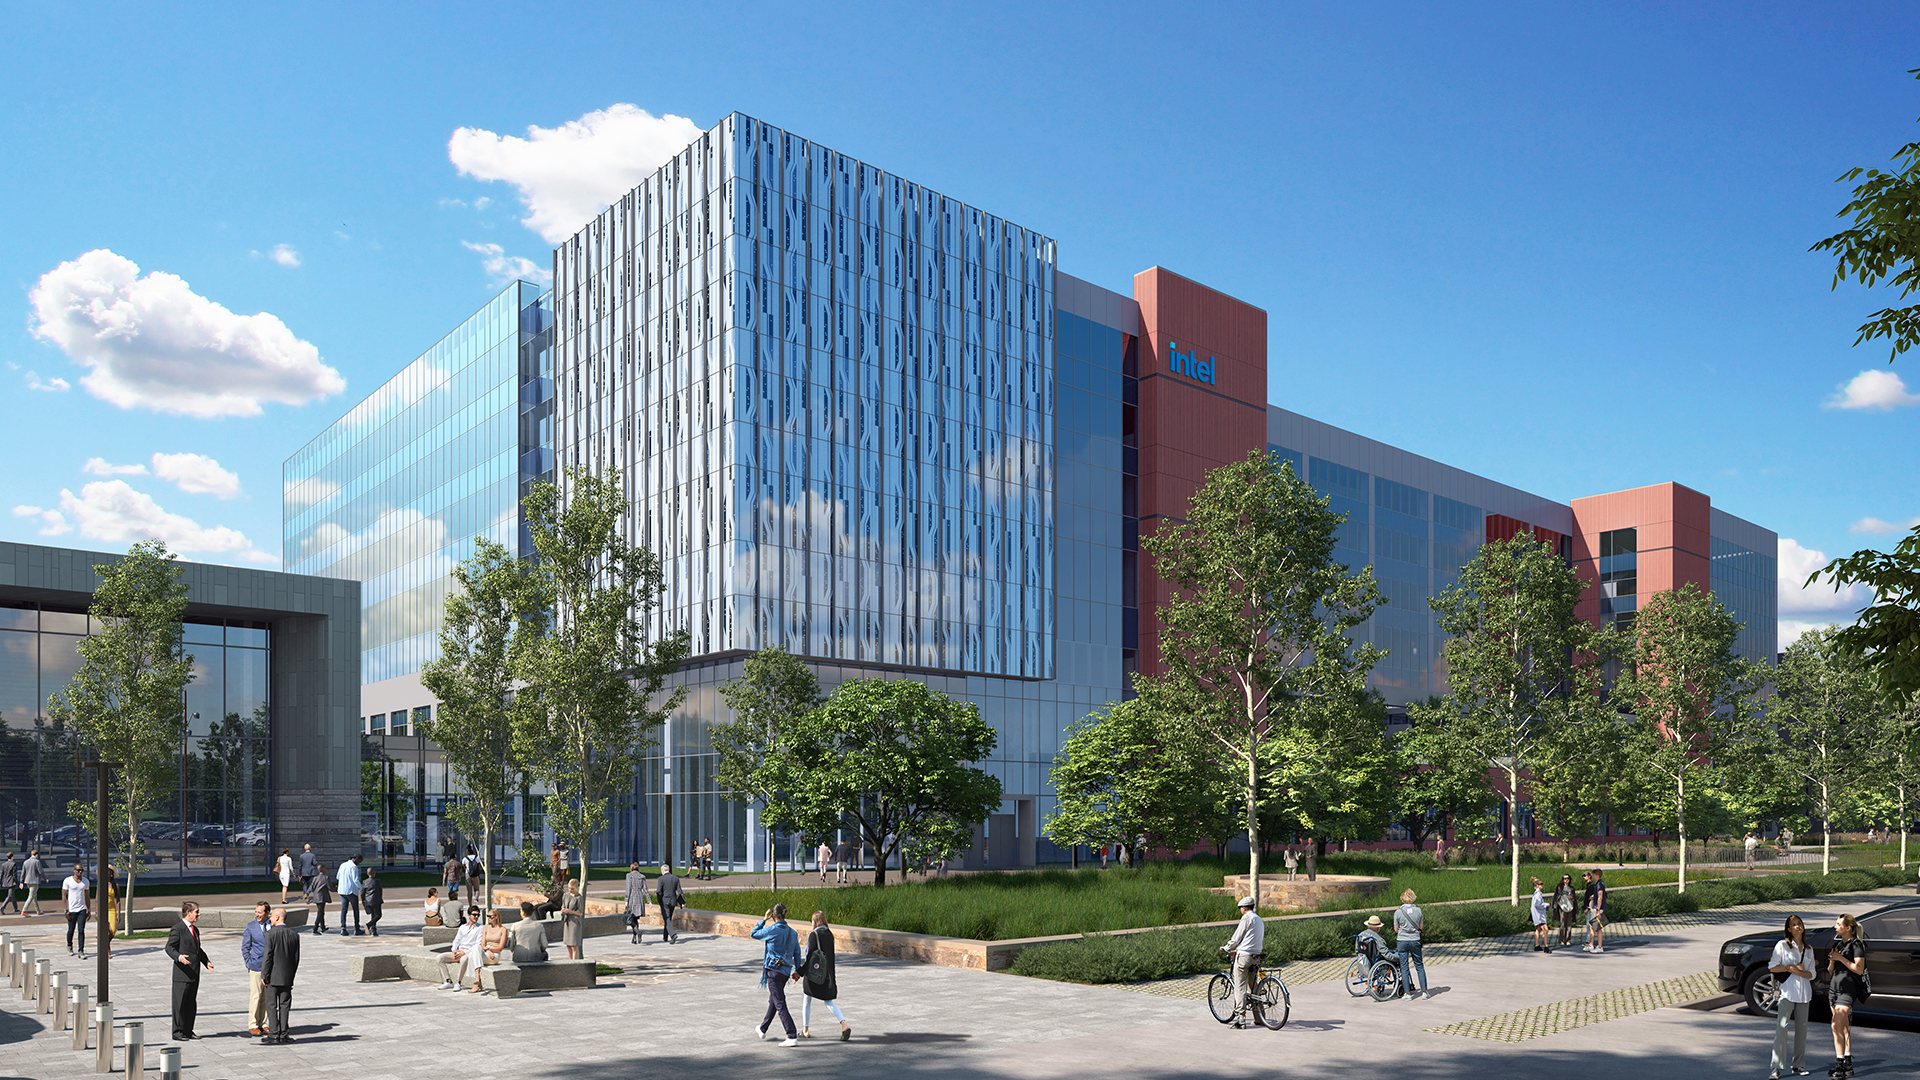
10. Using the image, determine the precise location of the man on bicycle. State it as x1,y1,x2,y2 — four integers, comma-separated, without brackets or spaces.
1220,896,1264,1027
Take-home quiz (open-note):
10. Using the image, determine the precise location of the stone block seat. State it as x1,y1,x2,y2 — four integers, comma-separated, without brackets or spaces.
350,942,596,999
126,905,309,931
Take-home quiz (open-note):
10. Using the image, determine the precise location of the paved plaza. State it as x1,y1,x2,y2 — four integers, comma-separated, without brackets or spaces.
0,886,1914,1079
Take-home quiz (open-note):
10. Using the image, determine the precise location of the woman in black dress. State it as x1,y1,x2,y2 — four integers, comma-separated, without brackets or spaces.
800,910,850,1041
1825,913,1867,1079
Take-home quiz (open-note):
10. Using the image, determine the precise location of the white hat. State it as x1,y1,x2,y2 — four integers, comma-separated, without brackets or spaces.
1238,896,1256,908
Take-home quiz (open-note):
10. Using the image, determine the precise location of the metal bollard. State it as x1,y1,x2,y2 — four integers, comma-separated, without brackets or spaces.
3,941,14,984
158,1045,181,1080
0,932,10,977
52,970,69,1028
16,947,31,995
125,1021,144,1076
71,985,89,1049
35,959,51,1013
94,1002,113,1073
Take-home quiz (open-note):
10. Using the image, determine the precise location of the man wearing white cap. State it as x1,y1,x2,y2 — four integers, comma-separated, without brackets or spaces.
1219,896,1264,1027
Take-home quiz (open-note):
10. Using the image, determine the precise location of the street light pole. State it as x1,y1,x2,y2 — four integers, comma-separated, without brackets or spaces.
82,761,120,1004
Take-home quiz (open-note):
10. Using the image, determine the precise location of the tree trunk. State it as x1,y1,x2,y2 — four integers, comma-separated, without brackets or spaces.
1899,782,1908,871
1246,743,1260,908
482,820,493,912
1821,787,1832,876
1676,770,1688,894
871,827,889,887
1506,768,1521,907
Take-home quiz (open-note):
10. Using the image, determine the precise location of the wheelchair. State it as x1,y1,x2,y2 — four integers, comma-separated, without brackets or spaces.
1342,935,1403,1001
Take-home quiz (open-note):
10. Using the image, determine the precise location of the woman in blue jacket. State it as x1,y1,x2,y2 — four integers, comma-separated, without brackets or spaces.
751,903,804,1046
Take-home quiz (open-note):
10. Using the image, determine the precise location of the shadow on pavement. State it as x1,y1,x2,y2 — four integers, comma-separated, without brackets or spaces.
0,1008,45,1046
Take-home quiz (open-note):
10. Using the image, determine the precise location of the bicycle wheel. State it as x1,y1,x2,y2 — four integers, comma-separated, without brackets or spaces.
1206,972,1237,1024
1344,956,1370,997
1256,976,1289,1030
1367,960,1401,1002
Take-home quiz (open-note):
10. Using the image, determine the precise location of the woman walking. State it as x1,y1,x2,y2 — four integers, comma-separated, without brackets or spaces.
560,879,586,960
275,848,294,903
1825,914,1868,1078
817,839,832,883
750,903,803,1047
1768,915,1815,1079
101,867,118,960
800,910,852,1040
1529,878,1553,953
1552,874,1578,947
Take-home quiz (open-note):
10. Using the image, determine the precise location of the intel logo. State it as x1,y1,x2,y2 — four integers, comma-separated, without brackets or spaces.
1167,341,1217,385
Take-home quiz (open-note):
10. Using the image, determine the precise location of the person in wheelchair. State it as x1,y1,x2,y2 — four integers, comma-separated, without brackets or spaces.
1356,915,1405,999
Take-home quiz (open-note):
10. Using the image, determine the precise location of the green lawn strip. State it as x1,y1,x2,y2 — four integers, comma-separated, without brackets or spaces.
1004,865,1912,984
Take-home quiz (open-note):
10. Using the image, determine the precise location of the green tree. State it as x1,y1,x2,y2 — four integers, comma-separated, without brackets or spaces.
515,467,690,915
713,647,824,892
765,678,1001,887
1810,67,1920,362
1391,698,1499,855
1044,698,1222,858
1615,583,1767,891
1417,534,1613,905
1260,686,1397,851
1811,523,1920,706
46,540,196,916
1138,450,1382,903
420,537,538,910
1774,628,1889,874
1526,720,1624,864
1865,695,1920,869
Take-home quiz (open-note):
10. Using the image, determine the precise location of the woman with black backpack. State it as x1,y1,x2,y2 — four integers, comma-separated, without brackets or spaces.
800,910,850,1041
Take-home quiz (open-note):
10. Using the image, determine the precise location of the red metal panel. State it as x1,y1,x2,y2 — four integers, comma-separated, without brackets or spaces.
1132,267,1268,677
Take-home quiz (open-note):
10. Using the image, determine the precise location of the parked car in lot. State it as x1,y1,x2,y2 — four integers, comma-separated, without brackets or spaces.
1719,899,1920,1019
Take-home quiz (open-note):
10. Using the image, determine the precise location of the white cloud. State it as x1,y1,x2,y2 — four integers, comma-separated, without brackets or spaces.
269,243,300,268
463,241,552,286
150,452,241,499
28,249,346,418
1777,536,1871,646
1850,515,1920,535
83,457,148,477
24,370,71,392
1825,369,1920,411
284,476,340,510
448,104,704,243
42,480,275,565
11,505,70,537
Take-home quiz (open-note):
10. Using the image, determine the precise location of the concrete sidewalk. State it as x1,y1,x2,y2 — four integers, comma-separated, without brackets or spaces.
0,886,1912,1079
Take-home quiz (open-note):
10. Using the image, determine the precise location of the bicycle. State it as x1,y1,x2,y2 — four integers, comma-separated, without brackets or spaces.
1207,952,1290,1030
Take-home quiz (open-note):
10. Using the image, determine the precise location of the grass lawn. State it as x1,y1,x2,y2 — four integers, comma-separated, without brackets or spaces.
1308,852,1722,911
1006,864,1914,984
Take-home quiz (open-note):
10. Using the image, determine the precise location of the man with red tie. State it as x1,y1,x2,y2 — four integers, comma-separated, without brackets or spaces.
166,901,215,1041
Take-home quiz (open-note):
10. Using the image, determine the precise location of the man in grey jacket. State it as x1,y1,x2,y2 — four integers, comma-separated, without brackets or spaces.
20,850,46,915
623,863,649,944
0,852,19,914
655,864,685,944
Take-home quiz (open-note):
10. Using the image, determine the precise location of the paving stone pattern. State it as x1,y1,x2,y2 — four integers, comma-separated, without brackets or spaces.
1423,971,1720,1042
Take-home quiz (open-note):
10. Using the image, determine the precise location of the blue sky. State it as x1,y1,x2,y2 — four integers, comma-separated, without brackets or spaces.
4,2,1916,643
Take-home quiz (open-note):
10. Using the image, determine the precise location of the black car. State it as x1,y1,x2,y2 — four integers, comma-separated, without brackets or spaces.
1718,898,1920,1018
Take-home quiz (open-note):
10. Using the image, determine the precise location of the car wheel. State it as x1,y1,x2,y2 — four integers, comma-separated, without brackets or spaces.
1742,966,1780,1018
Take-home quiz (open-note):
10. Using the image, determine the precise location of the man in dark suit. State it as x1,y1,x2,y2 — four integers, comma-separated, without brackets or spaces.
260,906,300,1044
165,901,214,1041
656,863,684,944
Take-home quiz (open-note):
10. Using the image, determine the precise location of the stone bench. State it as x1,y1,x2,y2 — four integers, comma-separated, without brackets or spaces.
422,911,627,947
349,945,595,998
478,959,597,998
126,906,309,931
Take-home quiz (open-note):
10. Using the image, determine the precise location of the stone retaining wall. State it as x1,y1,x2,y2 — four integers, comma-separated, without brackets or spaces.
1218,873,1389,913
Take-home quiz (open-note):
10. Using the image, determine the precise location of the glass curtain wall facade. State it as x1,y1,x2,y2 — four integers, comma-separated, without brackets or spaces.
550,113,1102,869
0,603,271,877
283,281,551,683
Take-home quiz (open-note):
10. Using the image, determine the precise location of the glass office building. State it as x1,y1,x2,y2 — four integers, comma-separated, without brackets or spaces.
284,280,551,866
285,112,1780,869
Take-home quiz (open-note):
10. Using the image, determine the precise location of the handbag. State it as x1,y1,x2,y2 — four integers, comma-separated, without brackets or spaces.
425,912,443,927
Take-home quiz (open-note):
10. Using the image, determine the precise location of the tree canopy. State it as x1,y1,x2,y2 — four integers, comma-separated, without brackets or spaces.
1810,67,1920,362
